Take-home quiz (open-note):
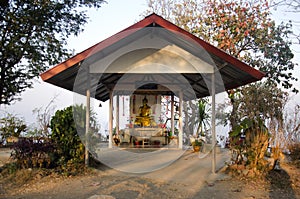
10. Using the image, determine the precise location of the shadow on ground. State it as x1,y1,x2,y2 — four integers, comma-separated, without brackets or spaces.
267,168,296,199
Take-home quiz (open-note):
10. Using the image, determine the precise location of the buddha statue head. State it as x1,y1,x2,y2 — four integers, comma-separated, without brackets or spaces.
142,96,148,104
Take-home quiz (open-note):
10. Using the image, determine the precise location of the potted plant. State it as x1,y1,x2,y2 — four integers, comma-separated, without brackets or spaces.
192,139,203,152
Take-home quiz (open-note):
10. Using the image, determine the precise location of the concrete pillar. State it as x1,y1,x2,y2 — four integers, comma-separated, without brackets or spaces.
178,92,183,149
85,89,90,166
211,72,216,174
109,91,113,148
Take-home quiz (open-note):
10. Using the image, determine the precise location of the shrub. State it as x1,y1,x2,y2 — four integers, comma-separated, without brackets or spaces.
50,106,85,171
289,143,300,162
230,118,270,173
11,138,55,169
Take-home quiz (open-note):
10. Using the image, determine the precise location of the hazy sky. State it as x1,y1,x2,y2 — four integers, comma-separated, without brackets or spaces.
1,0,148,130
1,0,300,132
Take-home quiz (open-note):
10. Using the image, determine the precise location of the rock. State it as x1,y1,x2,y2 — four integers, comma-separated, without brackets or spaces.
242,169,249,176
87,195,116,199
247,170,256,178
35,173,42,180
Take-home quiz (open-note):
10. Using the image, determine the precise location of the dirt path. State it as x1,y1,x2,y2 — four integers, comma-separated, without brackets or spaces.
0,148,11,167
0,149,299,199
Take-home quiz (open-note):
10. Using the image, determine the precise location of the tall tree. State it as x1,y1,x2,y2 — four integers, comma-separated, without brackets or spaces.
145,0,296,173
0,0,106,105
144,0,298,128
272,0,300,12
271,0,300,44
145,0,297,92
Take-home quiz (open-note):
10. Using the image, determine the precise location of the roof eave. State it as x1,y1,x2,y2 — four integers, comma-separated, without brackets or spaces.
40,13,265,85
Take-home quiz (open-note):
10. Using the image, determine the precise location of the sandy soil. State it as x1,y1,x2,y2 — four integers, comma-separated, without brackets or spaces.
0,148,299,199
0,148,11,167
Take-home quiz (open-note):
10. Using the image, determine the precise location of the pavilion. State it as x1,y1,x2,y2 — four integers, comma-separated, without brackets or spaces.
40,13,265,173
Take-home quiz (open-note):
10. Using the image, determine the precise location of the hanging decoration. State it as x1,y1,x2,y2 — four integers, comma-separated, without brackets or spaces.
165,96,169,115
133,95,136,114
122,96,125,116
153,95,158,114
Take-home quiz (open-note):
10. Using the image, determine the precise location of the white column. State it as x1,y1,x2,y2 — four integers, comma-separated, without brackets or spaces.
85,89,90,166
109,91,113,148
171,95,175,136
211,72,216,174
116,95,120,135
178,92,183,149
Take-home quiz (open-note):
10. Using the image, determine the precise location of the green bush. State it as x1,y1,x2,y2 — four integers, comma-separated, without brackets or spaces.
50,106,85,171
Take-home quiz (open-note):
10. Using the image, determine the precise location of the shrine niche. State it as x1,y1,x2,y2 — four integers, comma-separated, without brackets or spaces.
117,94,169,148
131,95,161,127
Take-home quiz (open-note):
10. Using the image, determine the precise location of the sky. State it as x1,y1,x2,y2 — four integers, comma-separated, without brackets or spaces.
1,0,300,133
1,0,149,131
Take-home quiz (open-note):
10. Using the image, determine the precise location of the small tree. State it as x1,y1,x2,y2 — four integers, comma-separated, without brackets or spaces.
32,95,57,137
284,104,300,162
50,105,100,171
229,82,288,173
230,118,269,173
50,106,85,170
195,98,210,137
0,113,27,142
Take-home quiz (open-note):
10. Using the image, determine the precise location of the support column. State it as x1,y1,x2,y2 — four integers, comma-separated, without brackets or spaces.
178,92,183,149
85,89,90,166
84,65,91,167
109,91,113,148
171,95,175,136
116,95,120,135
211,72,216,174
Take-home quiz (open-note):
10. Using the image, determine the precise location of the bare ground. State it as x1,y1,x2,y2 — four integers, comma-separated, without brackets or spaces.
0,148,299,199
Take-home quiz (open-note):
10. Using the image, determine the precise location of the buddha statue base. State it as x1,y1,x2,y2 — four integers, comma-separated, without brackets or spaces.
134,116,156,127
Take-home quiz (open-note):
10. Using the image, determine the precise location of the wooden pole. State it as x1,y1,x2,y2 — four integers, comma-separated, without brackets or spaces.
109,91,113,148
116,95,120,135
85,71,90,167
171,95,175,137
211,72,216,174
178,91,183,149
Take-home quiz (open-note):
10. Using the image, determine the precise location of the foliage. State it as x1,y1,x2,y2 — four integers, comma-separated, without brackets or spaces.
191,139,203,147
32,95,57,137
0,113,27,141
229,82,287,171
144,0,297,92
233,82,288,121
181,98,211,139
50,106,85,169
10,138,55,169
285,104,300,164
284,104,300,147
50,105,100,172
72,104,101,157
196,98,210,137
227,82,288,172
1,162,18,175
0,0,106,105
288,143,300,162
144,1,295,174
273,0,300,11
271,0,300,44
230,118,270,173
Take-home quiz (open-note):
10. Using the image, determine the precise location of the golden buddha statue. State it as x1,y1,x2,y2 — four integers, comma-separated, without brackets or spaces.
134,96,154,127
